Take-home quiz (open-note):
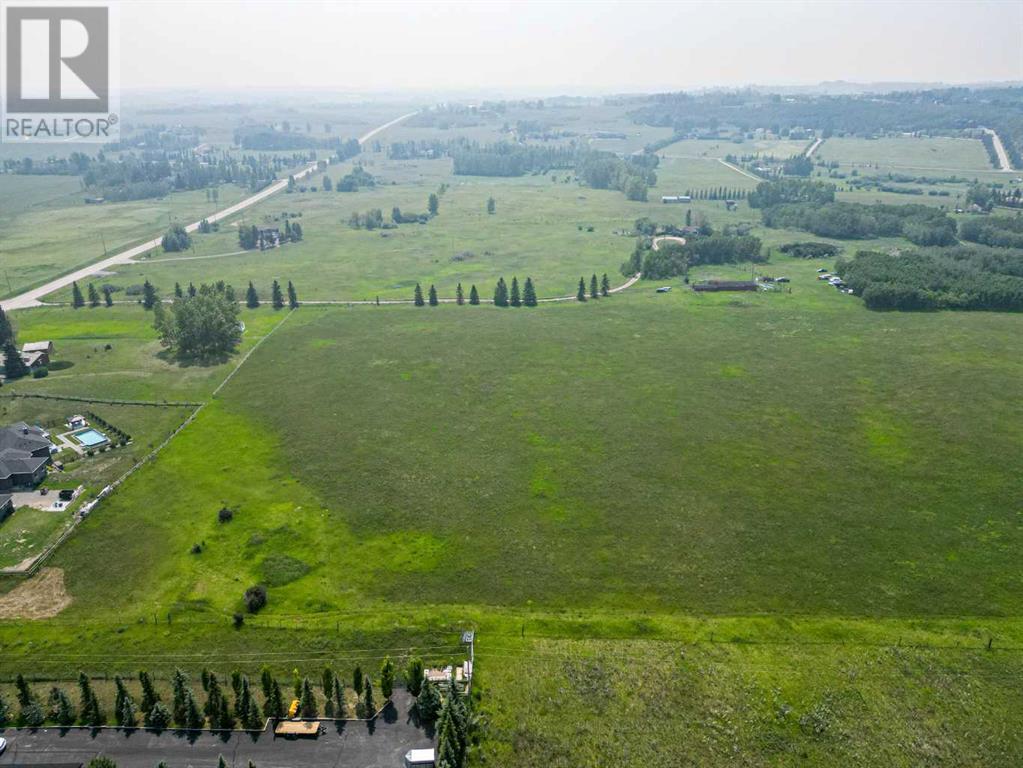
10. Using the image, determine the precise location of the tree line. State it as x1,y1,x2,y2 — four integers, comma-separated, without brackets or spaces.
836,247,1023,311
0,658,401,731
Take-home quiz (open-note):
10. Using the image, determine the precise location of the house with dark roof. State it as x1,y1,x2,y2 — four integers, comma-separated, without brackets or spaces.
0,493,12,522
0,422,53,490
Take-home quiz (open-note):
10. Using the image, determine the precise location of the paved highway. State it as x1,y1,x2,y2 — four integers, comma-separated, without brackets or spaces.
0,112,418,312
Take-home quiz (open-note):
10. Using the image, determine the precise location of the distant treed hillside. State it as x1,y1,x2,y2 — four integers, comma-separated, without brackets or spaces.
631,87,1023,167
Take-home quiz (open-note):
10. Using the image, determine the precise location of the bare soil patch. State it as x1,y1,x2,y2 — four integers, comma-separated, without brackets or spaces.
0,567,72,619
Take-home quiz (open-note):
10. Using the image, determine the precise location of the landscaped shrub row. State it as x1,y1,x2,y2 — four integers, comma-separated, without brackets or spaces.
83,411,132,444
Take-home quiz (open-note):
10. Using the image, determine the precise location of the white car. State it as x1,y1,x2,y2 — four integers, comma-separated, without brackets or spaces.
0,736,7,755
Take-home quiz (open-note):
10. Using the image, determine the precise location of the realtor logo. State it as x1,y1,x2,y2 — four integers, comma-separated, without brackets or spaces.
1,1,119,142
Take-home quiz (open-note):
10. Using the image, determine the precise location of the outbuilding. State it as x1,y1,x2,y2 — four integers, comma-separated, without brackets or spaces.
404,748,436,767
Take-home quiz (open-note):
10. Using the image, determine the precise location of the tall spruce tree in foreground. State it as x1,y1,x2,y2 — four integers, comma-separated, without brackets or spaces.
287,281,299,309
509,277,521,307
174,282,183,298
456,283,464,305
88,283,100,307
493,277,508,307
523,277,537,307
414,283,425,307
363,677,375,716
429,284,439,306
0,307,13,348
380,657,395,699
271,279,284,309
299,678,318,718
142,280,158,310
3,342,28,380
576,277,587,302
246,282,260,308
590,273,599,299
468,285,480,305
103,286,114,307
601,273,610,296
72,281,85,308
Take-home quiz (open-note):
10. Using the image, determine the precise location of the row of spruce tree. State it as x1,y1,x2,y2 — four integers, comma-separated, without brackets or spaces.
411,273,611,307
0,659,402,730
70,279,301,311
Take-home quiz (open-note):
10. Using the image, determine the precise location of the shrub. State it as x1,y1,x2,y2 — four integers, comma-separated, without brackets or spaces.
218,506,234,524
233,613,245,629
244,584,267,613
32,367,48,378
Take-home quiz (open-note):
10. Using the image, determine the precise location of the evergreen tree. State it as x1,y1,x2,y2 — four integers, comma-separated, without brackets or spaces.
184,690,203,730
416,679,441,722
299,678,317,718
321,668,335,705
392,206,403,224
146,701,171,730
414,283,425,307
103,286,114,307
72,281,85,308
468,285,480,305
333,677,347,718
601,273,611,296
353,665,364,696
142,280,158,310
171,669,189,725
188,282,197,298
0,306,13,348
428,193,439,216
4,341,28,380
493,277,508,307
260,667,273,703
590,273,599,299
246,282,260,308
363,677,375,716
287,281,299,309
510,277,521,307
265,679,284,720
48,686,77,726
487,196,496,214
15,674,32,708
138,671,159,715
428,284,439,306
380,657,395,699
523,277,537,307
405,657,425,696
0,690,10,727
456,283,464,305
114,676,128,726
120,695,137,729
576,277,587,301
88,283,100,307
271,280,284,310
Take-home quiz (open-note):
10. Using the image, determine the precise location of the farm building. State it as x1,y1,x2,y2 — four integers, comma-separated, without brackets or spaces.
0,494,12,522
0,422,53,490
692,280,759,292
257,227,281,248
661,195,692,204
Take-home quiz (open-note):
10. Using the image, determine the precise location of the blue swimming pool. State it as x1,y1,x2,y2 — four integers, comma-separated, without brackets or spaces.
75,428,108,447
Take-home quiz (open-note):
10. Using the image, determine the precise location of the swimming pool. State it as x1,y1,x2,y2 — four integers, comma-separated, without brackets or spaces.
74,428,108,447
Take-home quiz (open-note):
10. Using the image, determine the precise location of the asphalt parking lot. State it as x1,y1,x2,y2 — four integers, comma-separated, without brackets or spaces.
0,693,433,767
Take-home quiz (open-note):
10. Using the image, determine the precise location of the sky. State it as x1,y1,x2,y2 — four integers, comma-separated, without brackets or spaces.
119,0,1022,95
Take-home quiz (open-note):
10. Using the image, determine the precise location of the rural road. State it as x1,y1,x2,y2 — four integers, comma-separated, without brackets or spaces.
0,111,418,312
981,127,1013,172
717,158,761,181
804,137,823,157
652,236,686,251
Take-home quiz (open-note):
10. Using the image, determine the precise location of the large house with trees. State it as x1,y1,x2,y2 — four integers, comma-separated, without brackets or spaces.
0,422,54,490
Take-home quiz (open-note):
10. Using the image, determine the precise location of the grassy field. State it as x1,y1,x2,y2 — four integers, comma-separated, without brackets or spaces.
0,184,249,300
1,103,1022,765
816,136,996,175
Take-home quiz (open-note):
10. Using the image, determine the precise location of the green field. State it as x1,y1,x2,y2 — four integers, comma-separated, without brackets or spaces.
1,99,1023,766
816,136,993,174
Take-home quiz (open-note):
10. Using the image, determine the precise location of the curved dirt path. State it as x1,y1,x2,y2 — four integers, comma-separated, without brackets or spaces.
652,236,686,250
0,112,419,311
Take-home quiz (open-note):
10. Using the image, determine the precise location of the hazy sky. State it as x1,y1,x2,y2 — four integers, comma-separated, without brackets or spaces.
120,0,1022,94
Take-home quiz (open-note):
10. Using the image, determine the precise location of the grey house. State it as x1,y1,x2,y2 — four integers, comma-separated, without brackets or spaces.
0,493,12,522
0,422,53,490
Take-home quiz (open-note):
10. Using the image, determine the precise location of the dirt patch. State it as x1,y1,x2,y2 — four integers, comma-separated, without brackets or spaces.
0,567,72,619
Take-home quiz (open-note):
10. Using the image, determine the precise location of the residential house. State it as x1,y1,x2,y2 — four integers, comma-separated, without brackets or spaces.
0,422,54,490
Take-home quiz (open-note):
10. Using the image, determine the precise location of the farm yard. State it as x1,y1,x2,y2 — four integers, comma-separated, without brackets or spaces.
0,89,1022,767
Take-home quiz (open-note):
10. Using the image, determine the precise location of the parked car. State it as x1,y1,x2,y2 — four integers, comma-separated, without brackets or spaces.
656,286,672,293
0,737,7,755
817,273,832,280
776,277,790,283
816,267,828,273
